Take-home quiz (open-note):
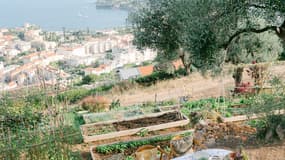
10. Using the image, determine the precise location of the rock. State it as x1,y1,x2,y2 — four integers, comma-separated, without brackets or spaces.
135,145,158,160
198,120,208,127
205,138,216,148
276,124,285,140
170,135,194,155
193,131,206,147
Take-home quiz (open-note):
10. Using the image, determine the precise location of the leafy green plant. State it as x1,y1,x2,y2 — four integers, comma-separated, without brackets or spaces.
125,156,135,160
182,97,227,113
110,99,121,110
96,132,192,154
137,128,149,137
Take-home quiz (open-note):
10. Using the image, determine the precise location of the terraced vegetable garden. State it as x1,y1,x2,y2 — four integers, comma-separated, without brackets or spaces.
77,92,285,160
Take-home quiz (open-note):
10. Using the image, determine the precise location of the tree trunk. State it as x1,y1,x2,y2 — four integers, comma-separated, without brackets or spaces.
277,20,285,42
233,67,244,87
178,48,191,75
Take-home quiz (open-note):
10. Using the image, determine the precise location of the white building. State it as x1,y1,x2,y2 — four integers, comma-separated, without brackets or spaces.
64,55,97,66
24,29,43,41
57,46,87,57
4,49,20,57
43,41,57,51
16,41,31,52
22,51,63,65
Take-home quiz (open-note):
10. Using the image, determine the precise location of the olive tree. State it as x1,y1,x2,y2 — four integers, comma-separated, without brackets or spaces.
130,0,285,74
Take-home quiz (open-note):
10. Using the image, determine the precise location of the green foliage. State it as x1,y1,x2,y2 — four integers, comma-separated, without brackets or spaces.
245,77,285,140
57,88,90,103
157,99,176,106
125,156,135,160
142,61,152,66
136,128,149,137
227,26,282,64
50,61,66,70
81,75,96,85
0,107,83,160
18,51,29,57
0,95,47,132
181,96,255,117
93,61,100,68
57,84,114,103
17,32,25,40
248,115,285,140
183,98,224,111
131,0,285,73
279,49,285,60
135,68,186,86
105,52,114,60
110,99,121,110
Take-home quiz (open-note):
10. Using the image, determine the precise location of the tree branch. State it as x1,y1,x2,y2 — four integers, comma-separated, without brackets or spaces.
222,26,277,49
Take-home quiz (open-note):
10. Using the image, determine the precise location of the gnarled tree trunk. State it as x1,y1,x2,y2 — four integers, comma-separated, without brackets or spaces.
233,67,244,87
277,20,285,42
178,48,191,75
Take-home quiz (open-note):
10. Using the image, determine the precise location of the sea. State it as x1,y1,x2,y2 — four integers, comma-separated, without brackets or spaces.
0,0,129,31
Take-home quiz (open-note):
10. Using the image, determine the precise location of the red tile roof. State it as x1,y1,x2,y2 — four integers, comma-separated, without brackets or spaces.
138,65,154,76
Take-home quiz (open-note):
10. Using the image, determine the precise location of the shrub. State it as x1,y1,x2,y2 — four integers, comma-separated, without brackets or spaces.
57,88,90,103
248,115,285,140
57,84,114,104
111,81,137,93
81,75,95,85
136,68,187,86
81,96,110,112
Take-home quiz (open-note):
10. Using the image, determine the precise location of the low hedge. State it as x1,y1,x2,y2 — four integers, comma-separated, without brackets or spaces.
135,68,187,86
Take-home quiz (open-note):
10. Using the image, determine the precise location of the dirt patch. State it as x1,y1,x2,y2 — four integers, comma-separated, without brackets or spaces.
245,142,285,160
212,140,285,160
113,112,183,130
86,112,185,136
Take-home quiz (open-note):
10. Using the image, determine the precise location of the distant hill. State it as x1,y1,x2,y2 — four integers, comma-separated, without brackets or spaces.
95,0,146,10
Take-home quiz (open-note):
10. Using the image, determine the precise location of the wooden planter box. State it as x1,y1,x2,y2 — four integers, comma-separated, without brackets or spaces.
81,110,189,143
82,105,182,124
90,129,194,160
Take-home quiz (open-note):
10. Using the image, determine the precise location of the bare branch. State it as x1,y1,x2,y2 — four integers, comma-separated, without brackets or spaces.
223,26,277,49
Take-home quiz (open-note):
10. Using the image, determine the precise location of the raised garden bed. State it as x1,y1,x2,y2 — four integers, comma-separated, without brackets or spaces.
81,110,189,142
82,105,181,124
90,130,193,160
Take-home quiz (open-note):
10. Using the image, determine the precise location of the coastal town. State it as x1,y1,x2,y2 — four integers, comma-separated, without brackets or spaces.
0,23,157,91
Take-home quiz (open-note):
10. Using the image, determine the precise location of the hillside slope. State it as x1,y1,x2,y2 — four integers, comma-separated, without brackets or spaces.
106,63,285,106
